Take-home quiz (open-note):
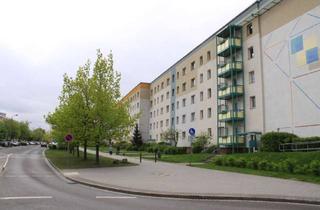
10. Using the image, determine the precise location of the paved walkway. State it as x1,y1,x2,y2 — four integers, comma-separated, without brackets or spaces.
62,149,320,202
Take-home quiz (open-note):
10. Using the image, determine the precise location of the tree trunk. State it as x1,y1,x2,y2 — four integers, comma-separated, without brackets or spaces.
77,143,80,158
84,139,87,160
96,144,100,165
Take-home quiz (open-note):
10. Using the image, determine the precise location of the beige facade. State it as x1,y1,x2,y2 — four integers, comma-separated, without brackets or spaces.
123,0,320,148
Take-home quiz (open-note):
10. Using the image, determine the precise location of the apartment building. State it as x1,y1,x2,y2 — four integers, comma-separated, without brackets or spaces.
122,83,150,141
0,112,6,120
123,0,320,151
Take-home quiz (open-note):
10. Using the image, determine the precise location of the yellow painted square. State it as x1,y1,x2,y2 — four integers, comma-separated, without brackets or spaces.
304,35,317,49
295,50,306,66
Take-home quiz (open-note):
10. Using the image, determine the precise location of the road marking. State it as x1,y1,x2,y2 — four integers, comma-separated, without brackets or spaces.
1,154,11,171
64,172,79,176
96,196,137,199
0,196,52,200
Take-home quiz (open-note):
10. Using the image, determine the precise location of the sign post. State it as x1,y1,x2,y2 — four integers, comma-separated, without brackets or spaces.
64,134,73,153
188,128,196,166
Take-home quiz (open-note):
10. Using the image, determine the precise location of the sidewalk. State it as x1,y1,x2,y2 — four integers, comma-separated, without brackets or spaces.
61,149,320,203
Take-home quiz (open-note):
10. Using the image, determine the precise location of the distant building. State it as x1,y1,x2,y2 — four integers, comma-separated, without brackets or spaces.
0,112,6,120
123,0,320,151
122,82,151,142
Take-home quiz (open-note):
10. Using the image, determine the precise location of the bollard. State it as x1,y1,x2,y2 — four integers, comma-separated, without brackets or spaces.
140,152,142,163
154,152,157,163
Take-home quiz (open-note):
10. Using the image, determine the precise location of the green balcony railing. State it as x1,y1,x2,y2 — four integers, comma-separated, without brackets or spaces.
218,110,244,122
217,61,242,78
218,85,243,100
217,38,241,56
218,104,228,114
219,135,245,145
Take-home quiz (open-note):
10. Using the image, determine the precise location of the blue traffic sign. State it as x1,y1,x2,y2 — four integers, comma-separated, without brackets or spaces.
189,128,195,136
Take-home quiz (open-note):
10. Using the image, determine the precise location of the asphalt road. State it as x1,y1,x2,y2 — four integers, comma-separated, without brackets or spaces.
0,146,318,210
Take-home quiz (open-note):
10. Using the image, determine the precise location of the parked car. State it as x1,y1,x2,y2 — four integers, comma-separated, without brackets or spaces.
20,141,28,146
48,141,58,149
0,141,11,147
11,141,20,146
40,142,47,147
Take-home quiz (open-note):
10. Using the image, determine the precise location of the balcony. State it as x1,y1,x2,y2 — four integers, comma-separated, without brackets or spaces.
218,85,243,100
217,61,242,78
218,110,244,122
218,104,228,114
218,135,245,145
217,38,241,57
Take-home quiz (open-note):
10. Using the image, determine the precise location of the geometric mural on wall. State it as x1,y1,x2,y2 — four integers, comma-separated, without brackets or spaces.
262,6,320,135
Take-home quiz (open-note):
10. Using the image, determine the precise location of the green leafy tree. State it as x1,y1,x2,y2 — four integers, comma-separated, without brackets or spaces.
46,50,134,163
31,128,45,141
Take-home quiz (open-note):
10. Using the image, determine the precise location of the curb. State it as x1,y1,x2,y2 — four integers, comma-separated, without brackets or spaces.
43,150,320,206
1,154,11,172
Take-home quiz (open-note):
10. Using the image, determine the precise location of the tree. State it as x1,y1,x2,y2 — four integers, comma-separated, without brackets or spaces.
19,121,31,140
131,124,143,148
46,49,135,163
161,129,178,146
192,133,209,153
31,128,45,141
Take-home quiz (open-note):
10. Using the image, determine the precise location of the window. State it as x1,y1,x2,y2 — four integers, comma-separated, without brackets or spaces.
191,112,195,122
157,109,159,116
157,85,159,91
200,110,204,120
182,98,186,107
248,46,254,59
166,91,169,99
182,67,186,76
182,115,186,124
250,96,256,109
176,116,179,124
172,89,175,96
151,89,153,96
150,112,152,118
171,103,175,111
172,75,175,83
153,111,155,117
160,120,163,128
153,123,155,129
177,72,180,79
191,78,195,88
177,86,180,94
161,94,164,102
200,91,203,101
191,61,195,70
200,56,203,65
207,69,211,80
157,97,159,103
208,128,212,137
160,107,163,115
167,78,170,86
137,102,139,108
171,117,174,125
249,71,255,84
150,100,153,107
247,23,253,36
137,92,140,98
182,131,186,139
166,119,169,127
166,105,169,113
207,108,212,118
182,82,186,91
176,101,179,109
191,95,195,104
156,121,158,128
207,51,211,61
150,124,152,130
161,82,164,89
200,73,203,83
154,87,156,94
207,88,212,98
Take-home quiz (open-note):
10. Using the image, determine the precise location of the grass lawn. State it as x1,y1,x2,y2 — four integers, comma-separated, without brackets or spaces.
191,151,320,184
151,153,213,163
195,164,320,185
215,151,320,165
45,149,133,170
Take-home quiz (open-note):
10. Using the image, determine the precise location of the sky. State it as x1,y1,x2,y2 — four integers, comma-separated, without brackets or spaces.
0,0,255,130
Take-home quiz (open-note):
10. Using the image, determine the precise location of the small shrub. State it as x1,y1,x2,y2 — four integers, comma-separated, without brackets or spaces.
260,132,298,152
234,158,246,168
310,160,320,176
213,157,223,166
203,145,217,154
281,159,297,173
246,158,259,169
258,160,269,170
225,157,235,167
